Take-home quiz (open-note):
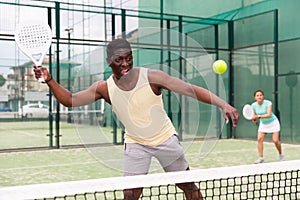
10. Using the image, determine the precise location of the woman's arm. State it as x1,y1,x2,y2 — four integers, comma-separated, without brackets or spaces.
257,105,273,119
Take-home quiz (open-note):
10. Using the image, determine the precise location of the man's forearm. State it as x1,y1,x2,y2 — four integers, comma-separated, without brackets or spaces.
46,78,73,107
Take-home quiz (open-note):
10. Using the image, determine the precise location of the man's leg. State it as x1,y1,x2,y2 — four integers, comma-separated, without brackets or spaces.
124,188,143,200
154,135,203,199
176,182,203,200
123,143,152,199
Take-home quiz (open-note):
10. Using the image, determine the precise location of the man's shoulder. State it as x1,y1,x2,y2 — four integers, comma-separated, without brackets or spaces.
94,80,110,102
93,80,108,90
145,68,165,76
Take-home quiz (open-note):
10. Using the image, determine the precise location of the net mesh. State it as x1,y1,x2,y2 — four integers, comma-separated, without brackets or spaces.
1,160,299,200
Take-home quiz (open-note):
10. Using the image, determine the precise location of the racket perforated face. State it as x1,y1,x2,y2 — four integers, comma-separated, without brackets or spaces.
15,22,52,66
242,104,253,120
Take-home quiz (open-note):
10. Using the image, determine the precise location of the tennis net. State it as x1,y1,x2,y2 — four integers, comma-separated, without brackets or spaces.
0,160,299,200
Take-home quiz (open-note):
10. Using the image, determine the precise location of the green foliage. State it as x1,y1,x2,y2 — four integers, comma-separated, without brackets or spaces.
0,74,6,87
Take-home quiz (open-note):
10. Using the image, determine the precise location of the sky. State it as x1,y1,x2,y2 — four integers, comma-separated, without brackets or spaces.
0,0,138,77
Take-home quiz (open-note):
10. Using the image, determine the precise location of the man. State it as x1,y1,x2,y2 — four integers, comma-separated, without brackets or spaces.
34,38,239,200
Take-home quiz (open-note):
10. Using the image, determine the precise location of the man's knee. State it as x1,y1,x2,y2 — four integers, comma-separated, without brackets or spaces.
176,182,200,194
124,188,143,200
176,182,202,200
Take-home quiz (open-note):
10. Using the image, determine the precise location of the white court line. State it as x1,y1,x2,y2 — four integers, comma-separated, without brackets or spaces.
0,161,99,171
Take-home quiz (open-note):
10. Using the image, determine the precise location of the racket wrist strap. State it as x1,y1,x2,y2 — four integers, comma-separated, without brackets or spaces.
43,75,52,84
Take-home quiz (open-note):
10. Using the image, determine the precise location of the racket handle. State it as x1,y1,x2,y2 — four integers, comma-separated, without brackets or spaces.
38,77,45,83
35,65,45,83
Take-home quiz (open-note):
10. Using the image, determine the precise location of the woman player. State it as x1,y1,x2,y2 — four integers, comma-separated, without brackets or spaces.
251,90,284,164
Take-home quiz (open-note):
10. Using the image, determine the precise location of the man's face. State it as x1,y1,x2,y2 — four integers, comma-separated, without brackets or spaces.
107,48,133,80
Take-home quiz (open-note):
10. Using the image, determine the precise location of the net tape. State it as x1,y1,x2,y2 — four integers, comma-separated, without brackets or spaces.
0,160,299,200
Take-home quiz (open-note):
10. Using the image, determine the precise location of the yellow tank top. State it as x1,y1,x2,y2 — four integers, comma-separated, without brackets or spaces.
107,67,176,146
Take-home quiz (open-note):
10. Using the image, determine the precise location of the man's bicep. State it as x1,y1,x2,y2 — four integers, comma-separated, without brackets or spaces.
149,70,196,98
155,71,190,91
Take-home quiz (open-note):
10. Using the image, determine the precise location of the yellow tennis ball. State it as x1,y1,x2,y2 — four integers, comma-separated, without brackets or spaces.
212,60,227,74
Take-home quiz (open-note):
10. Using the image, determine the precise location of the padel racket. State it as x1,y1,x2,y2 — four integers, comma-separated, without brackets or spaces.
15,21,52,82
242,104,253,120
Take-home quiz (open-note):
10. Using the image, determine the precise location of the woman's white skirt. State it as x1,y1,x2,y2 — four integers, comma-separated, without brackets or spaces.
258,118,280,133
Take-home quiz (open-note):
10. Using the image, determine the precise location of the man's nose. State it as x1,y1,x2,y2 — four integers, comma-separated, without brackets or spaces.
121,59,129,66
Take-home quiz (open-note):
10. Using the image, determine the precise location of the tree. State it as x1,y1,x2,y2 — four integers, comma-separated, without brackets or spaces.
0,75,6,87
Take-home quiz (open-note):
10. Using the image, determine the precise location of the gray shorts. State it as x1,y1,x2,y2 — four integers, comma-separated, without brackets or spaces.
123,135,189,176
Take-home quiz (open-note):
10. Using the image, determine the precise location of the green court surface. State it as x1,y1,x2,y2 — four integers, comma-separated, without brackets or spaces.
0,122,300,187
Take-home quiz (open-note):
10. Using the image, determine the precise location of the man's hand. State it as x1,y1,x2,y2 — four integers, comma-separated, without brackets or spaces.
33,66,51,83
221,105,239,127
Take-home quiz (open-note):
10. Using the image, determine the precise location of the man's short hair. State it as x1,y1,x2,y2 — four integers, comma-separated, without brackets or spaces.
106,38,132,58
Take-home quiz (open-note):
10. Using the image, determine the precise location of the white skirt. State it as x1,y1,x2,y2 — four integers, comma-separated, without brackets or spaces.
258,118,280,133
